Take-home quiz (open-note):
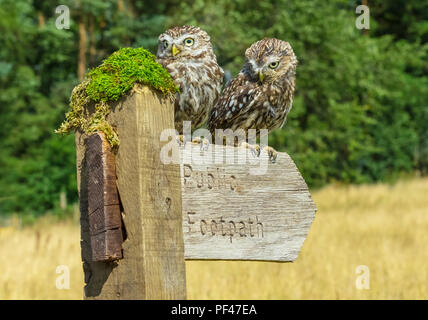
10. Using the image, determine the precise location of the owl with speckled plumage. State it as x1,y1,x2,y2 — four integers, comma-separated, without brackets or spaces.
157,26,224,134
208,38,297,162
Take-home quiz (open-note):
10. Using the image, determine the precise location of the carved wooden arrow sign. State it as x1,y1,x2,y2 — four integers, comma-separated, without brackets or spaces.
179,143,316,262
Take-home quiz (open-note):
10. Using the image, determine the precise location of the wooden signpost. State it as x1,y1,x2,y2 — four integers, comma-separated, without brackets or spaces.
75,84,316,300
180,144,316,262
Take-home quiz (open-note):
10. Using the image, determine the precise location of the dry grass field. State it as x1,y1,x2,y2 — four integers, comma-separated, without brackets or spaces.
1,177,427,299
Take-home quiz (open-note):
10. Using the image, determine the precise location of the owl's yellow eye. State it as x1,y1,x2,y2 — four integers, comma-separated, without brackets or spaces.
269,61,279,69
163,40,168,49
184,38,194,46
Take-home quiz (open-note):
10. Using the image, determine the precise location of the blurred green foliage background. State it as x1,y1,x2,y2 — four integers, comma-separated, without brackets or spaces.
0,0,427,217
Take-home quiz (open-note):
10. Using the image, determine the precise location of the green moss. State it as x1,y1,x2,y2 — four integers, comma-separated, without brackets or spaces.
55,47,178,147
85,47,177,102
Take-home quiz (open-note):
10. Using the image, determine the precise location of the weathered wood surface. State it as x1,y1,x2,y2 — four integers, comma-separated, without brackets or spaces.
76,85,186,299
86,132,123,262
179,144,316,262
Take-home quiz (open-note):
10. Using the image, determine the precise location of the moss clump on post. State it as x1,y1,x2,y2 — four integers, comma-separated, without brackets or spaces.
56,47,178,147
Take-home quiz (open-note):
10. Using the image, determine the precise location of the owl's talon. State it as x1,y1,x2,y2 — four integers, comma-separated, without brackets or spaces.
176,135,186,147
263,146,278,163
192,136,210,151
176,134,192,147
239,142,261,158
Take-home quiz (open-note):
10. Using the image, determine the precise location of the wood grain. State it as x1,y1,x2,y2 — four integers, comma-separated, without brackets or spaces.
179,143,317,262
76,85,186,299
85,132,122,262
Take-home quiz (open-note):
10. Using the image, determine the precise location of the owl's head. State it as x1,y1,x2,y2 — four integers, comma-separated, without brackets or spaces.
157,25,213,60
243,38,297,84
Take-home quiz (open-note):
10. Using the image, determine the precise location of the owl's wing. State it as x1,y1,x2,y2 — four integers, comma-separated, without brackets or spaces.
279,100,293,129
208,73,261,132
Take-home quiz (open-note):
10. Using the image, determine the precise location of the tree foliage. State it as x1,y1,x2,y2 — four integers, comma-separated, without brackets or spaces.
0,0,427,215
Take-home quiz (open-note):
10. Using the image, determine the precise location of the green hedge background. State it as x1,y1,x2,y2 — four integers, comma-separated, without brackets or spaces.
0,0,427,217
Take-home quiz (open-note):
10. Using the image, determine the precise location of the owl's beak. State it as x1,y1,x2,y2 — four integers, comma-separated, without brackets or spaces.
171,44,180,56
258,71,265,83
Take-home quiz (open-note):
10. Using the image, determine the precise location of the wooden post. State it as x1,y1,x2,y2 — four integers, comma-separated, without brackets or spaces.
75,85,186,299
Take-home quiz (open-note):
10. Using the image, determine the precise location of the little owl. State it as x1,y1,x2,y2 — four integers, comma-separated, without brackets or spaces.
157,26,224,136
208,38,297,162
